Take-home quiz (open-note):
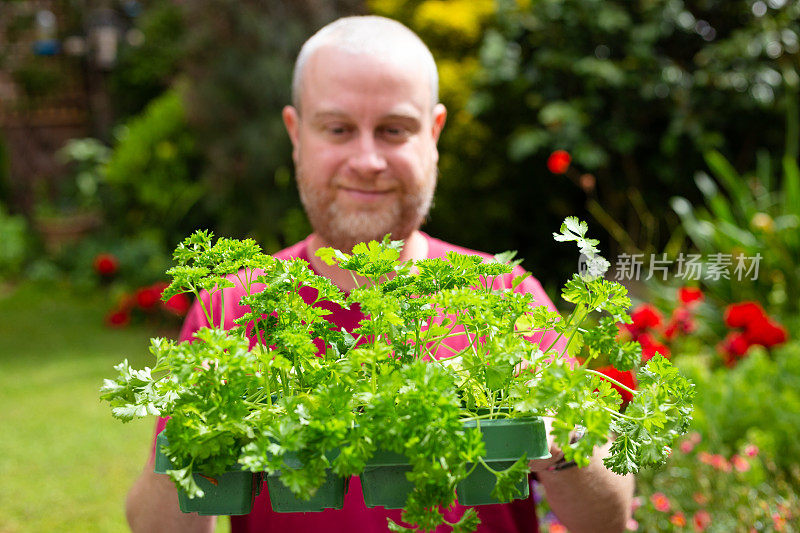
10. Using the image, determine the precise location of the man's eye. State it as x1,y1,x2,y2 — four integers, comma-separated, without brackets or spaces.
381,126,408,139
326,124,351,136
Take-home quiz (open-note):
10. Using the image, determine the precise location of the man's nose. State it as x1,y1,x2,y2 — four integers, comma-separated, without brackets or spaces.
348,133,388,176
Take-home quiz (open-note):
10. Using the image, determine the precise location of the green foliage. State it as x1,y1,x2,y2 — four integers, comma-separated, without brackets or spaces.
52,138,111,213
177,0,361,252
488,457,530,502
11,59,64,99
369,360,478,530
48,232,173,294
607,355,695,473
0,135,10,202
0,203,29,279
633,344,800,531
104,87,205,248
583,317,641,371
103,0,363,256
102,219,693,531
634,440,799,532
678,344,800,478
669,106,800,324
371,0,800,288
110,2,187,119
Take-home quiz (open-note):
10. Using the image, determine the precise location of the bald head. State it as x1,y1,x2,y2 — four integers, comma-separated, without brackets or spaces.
291,16,439,113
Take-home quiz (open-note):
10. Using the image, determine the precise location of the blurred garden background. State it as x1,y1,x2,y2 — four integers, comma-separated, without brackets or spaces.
1,0,799,531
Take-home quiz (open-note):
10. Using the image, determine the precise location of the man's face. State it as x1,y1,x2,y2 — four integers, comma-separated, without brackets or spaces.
283,44,447,252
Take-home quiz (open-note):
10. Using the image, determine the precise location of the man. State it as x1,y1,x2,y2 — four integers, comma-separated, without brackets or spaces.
126,15,634,532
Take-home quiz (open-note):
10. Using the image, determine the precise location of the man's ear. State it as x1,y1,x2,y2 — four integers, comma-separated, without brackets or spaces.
431,103,447,144
282,105,300,160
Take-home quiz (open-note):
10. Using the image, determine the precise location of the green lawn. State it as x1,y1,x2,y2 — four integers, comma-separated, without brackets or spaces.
0,282,230,532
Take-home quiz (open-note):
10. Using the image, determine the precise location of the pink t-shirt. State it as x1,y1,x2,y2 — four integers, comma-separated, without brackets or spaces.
155,233,566,532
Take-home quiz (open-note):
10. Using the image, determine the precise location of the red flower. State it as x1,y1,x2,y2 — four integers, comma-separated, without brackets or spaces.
678,286,704,305
134,281,171,311
717,332,751,366
595,366,636,403
631,496,643,512
693,510,711,531
670,512,687,527
650,492,671,512
152,281,169,293
731,454,750,472
618,321,636,339
699,451,731,471
724,302,767,328
710,454,731,472
105,308,130,328
638,332,671,361
680,432,701,453
93,253,119,277
772,513,786,532
720,301,787,361
663,321,678,341
744,317,787,348
664,307,696,340
630,304,662,332
162,292,191,316
547,150,571,174
135,286,161,310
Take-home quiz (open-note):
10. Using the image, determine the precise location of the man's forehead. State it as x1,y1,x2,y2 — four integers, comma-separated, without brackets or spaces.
298,45,433,113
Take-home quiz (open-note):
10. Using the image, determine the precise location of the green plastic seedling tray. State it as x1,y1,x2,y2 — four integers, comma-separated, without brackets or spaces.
267,469,348,512
178,470,260,516
154,432,259,516
456,417,550,506
266,449,348,513
360,449,413,509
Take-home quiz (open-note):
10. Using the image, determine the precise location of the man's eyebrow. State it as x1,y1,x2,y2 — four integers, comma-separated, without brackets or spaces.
310,110,350,122
382,113,422,124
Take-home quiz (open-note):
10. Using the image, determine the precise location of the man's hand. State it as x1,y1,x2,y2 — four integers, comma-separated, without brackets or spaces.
529,417,635,533
127,458,216,533
527,416,569,473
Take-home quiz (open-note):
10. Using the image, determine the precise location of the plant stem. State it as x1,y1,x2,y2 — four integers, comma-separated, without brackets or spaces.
192,283,215,328
413,316,421,360
584,368,638,396
477,456,500,474
349,270,360,290
218,285,226,329
543,307,576,354
423,315,463,357
601,406,644,421
460,412,511,422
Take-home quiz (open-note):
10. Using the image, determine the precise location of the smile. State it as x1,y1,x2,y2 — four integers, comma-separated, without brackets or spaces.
338,187,395,201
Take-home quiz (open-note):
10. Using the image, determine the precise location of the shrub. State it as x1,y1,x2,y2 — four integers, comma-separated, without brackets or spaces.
0,203,30,280
103,86,205,248
670,142,800,325
369,0,800,289
634,435,799,532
